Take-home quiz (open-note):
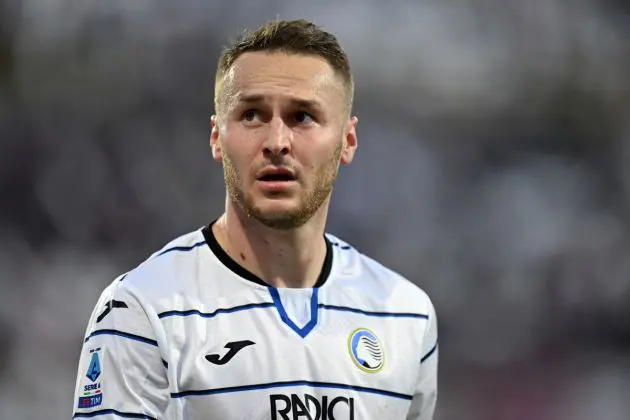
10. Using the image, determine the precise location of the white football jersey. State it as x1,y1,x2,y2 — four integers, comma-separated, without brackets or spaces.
72,222,438,420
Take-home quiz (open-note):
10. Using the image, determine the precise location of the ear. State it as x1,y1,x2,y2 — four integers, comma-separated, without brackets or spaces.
210,115,223,162
340,116,358,165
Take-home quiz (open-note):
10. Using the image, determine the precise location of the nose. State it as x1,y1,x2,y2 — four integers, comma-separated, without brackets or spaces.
263,117,292,157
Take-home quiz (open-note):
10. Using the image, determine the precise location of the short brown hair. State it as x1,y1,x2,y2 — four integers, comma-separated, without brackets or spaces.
214,19,354,111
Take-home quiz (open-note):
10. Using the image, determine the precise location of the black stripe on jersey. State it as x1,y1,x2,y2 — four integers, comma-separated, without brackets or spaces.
118,240,206,283
421,341,438,363
171,380,413,401
319,304,429,319
162,359,169,369
158,302,275,319
73,408,157,419
155,240,207,257
84,329,158,347
329,241,351,250
157,303,428,321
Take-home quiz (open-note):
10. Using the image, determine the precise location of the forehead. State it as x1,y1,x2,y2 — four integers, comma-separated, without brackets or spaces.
221,51,345,107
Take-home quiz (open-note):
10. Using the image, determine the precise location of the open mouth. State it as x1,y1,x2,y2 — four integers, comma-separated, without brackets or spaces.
257,173,296,182
256,168,297,191
257,167,297,183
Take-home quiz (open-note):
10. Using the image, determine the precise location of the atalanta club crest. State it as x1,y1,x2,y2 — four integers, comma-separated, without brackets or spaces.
347,328,384,373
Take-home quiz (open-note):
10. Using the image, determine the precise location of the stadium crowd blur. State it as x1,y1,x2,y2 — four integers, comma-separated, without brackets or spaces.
1,1,629,419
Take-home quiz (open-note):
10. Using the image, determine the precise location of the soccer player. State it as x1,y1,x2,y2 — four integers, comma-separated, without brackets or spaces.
73,19,438,420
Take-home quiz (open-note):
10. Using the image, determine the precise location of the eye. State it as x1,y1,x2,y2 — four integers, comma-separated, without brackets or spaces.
294,111,314,124
242,109,261,122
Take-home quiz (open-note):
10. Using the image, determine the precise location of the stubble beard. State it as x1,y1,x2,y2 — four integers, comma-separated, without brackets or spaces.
222,141,342,231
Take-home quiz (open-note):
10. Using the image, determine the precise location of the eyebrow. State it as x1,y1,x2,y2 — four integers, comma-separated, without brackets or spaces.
236,93,323,110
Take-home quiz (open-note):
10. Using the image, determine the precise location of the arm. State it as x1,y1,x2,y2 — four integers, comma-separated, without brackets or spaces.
72,278,170,419
406,299,439,420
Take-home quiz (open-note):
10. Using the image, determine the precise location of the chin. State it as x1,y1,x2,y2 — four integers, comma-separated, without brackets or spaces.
252,200,300,217
244,200,308,230
250,211,307,230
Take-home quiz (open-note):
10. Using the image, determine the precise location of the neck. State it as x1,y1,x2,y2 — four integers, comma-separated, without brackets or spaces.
212,201,330,288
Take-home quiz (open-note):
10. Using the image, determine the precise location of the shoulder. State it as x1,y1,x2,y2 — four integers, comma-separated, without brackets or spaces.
325,233,435,316
105,228,208,302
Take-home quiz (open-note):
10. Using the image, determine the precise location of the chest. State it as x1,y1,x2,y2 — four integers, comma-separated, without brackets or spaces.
160,291,427,419
164,302,424,392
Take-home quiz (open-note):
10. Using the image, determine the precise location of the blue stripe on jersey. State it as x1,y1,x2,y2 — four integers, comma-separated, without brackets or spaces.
171,380,413,401
155,240,207,257
84,329,158,347
319,304,429,319
158,302,275,319
421,341,438,363
268,287,319,339
73,408,157,419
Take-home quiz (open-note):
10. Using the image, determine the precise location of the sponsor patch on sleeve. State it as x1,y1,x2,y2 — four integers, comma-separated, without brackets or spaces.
78,347,104,408
78,394,103,409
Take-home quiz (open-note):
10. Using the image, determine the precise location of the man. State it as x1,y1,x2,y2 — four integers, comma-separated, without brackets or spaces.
73,19,438,420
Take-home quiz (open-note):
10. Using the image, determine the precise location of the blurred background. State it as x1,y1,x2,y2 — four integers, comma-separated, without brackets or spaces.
1,0,630,419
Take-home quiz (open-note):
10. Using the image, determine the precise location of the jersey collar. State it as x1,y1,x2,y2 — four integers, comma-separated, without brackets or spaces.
201,220,333,288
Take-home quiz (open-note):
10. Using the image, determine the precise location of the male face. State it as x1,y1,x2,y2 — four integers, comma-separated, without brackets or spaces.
211,51,358,230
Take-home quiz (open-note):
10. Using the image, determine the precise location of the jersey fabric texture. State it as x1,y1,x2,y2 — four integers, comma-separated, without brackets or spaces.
73,223,439,420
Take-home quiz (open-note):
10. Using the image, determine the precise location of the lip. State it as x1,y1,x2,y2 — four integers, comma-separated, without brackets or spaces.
256,167,296,180
255,178,298,192
255,166,298,193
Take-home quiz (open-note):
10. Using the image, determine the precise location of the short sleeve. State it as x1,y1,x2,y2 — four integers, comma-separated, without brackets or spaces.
72,278,169,419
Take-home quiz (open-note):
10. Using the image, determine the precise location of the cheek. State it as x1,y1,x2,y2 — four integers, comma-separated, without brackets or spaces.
298,157,328,180
303,143,340,169
225,127,263,154
222,136,260,167
225,152,251,174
